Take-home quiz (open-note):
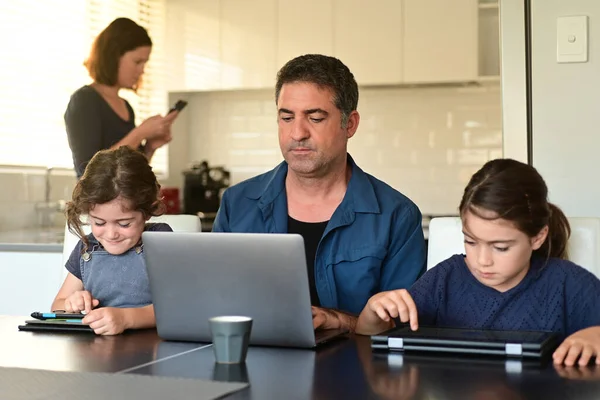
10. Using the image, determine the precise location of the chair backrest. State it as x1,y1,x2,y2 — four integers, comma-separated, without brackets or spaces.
426,217,465,270
427,216,600,278
61,214,202,283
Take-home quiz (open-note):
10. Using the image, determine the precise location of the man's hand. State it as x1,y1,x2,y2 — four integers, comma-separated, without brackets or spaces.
312,306,357,332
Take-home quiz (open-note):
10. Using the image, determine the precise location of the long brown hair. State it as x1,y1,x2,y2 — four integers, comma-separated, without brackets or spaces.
459,158,570,259
65,146,165,251
84,17,152,91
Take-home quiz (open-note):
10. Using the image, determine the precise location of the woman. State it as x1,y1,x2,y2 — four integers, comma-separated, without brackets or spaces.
64,17,177,178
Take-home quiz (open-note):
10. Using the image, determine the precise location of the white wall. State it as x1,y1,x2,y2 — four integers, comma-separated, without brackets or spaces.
168,85,502,215
529,0,600,217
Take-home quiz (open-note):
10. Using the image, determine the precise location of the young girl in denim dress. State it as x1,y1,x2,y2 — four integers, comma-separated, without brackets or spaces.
356,159,600,366
52,146,172,335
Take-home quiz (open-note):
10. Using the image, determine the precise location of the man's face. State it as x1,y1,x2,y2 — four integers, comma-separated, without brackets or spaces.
276,82,358,178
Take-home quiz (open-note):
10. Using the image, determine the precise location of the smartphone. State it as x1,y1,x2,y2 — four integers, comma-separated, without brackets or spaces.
168,99,188,114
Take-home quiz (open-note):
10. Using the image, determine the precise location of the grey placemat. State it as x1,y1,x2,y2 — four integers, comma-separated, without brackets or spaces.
0,367,248,400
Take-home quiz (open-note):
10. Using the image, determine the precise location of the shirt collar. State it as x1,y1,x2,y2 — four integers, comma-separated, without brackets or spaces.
251,153,381,216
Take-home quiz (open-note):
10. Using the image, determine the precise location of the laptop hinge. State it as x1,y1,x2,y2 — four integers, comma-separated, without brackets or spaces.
388,337,404,350
505,343,523,356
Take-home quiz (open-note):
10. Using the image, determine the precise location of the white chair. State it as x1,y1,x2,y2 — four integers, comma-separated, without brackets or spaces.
427,216,600,278
60,214,202,283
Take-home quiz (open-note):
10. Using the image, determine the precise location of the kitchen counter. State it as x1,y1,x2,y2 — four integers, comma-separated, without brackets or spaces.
0,216,448,252
0,230,65,315
0,228,64,252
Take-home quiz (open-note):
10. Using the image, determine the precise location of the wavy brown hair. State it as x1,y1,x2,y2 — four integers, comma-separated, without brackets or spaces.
84,17,152,91
459,158,570,259
65,146,165,251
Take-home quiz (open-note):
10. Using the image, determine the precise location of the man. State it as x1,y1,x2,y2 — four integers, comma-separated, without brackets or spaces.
213,54,426,332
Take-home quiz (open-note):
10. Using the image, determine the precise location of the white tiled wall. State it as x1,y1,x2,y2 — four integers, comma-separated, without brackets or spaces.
0,171,74,231
183,84,502,215
0,84,501,231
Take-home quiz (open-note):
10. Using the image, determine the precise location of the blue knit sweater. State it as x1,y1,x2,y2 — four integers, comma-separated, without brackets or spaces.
408,255,600,338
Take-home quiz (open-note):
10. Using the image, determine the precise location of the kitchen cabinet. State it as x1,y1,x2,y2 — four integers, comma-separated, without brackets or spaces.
220,0,277,89
403,0,479,83
277,0,334,68
332,0,403,85
165,0,221,91
165,0,495,90
0,251,63,316
478,0,500,78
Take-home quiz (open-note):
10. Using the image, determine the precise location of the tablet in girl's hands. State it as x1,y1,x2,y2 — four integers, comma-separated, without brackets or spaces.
18,319,94,333
30,312,85,321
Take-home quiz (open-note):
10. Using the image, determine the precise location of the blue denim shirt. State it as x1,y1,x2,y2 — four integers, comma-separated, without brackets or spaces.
213,156,427,314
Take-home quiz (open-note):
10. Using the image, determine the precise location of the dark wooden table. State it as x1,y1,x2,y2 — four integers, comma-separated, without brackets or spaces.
4,316,600,399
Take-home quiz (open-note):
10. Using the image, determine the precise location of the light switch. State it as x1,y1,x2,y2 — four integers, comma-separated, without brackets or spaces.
557,16,588,63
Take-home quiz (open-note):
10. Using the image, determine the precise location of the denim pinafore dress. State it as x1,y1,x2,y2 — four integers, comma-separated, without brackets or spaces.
79,239,152,308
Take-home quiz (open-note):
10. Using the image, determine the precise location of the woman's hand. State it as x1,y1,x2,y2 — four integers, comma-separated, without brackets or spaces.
553,327,600,366
139,111,178,140
64,290,99,314
83,307,129,335
145,132,172,153
141,111,179,155
356,289,419,335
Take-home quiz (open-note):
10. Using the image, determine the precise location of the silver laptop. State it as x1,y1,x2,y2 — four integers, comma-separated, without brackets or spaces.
142,231,347,348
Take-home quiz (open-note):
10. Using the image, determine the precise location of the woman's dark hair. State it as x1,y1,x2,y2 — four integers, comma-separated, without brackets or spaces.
65,146,165,251
459,158,570,259
84,17,152,90
275,54,358,128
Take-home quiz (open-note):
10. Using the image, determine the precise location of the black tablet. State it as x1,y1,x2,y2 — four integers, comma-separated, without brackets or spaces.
371,325,559,358
18,319,94,333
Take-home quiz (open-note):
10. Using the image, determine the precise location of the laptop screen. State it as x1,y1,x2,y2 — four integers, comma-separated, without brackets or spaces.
390,326,551,343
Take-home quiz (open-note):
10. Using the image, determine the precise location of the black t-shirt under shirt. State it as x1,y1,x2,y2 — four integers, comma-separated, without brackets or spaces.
287,216,329,307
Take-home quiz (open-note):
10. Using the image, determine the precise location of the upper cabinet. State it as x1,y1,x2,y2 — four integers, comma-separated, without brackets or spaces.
332,0,403,85
403,0,479,83
165,0,499,91
478,0,500,78
220,0,277,89
164,0,221,91
277,0,334,67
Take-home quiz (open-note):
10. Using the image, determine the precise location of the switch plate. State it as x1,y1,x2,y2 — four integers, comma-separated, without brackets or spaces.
557,16,588,63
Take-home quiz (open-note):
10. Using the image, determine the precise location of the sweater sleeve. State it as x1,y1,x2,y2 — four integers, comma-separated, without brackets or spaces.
565,264,600,335
407,259,452,326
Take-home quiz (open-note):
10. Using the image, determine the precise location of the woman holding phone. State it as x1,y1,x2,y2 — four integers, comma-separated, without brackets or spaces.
64,17,179,178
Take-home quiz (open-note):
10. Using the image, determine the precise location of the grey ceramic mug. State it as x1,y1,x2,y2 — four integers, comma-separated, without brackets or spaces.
209,316,253,364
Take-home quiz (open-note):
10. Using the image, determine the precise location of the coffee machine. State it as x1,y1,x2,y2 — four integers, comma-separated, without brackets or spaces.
183,161,230,218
